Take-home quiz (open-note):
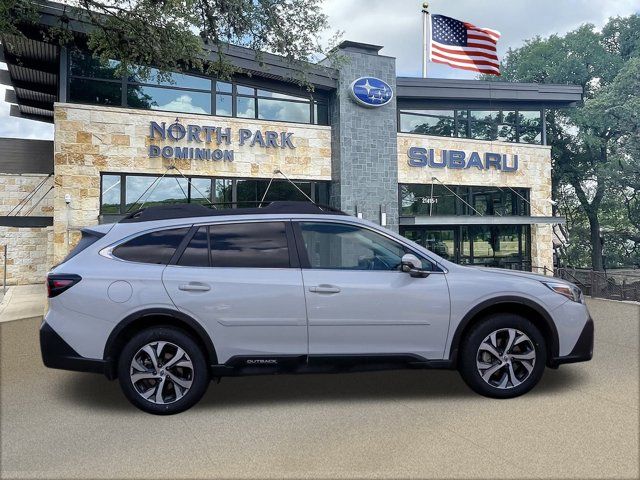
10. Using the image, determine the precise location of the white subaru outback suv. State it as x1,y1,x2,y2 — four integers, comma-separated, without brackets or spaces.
41,202,593,414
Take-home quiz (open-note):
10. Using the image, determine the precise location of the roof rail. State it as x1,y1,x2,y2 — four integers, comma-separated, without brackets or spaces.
119,201,348,223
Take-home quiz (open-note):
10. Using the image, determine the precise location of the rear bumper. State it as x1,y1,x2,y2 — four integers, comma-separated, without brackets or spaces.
550,317,594,367
40,321,111,377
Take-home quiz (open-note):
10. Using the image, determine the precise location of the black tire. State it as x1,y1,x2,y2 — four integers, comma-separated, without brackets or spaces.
117,327,209,414
458,314,546,399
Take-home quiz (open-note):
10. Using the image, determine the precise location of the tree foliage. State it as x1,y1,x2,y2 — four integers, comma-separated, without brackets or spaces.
0,0,333,87
484,15,640,269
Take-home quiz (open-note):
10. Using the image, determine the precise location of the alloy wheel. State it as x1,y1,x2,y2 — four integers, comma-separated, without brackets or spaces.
130,341,194,404
476,328,536,389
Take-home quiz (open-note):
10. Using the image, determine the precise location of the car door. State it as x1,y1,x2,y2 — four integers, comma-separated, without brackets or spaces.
162,220,308,364
295,220,451,360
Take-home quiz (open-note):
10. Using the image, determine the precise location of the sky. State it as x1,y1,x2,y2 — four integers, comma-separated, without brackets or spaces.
1,0,639,141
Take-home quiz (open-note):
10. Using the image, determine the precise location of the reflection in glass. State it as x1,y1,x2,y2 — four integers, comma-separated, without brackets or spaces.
129,67,211,90
70,78,122,106
237,85,255,95
236,96,255,118
101,175,121,214
518,111,542,144
400,110,455,136
256,90,306,101
189,178,212,205
125,176,189,211
127,86,211,114
214,179,232,207
216,81,232,93
257,98,310,123
70,49,120,79
215,94,232,116
314,103,329,125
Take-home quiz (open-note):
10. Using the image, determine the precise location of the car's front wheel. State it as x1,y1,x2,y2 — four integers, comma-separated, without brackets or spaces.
458,314,546,398
117,327,209,414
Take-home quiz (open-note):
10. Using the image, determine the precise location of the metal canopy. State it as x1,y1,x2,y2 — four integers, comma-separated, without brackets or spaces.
396,77,583,109
400,215,566,226
0,34,59,123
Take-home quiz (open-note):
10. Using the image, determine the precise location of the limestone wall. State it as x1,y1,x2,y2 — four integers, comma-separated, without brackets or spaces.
53,103,332,263
397,134,554,273
0,174,54,285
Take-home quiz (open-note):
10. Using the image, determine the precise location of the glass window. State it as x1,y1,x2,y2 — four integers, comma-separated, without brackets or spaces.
190,178,212,205
113,227,189,264
215,94,232,116
400,110,455,136
125,176,189,211
236,96,256,118
70,49,120,79
399,184,457,216
101,175,121,214
314,102,329,125
314,182,330,205
214,179,233,206
209,222,290,268
261,180,311,202
299,222,408,271
257,90,306,101
258,98,310,123
70,78,122,106
178,226,210,267
237,85,255,95
216,81,232,93
129,67,211,90
518,111,542,144
423,229,455,261
127,86,211,114
236,179,259,207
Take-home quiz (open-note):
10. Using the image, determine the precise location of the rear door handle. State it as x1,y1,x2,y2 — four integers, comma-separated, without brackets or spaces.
178,282,211,292
309,284,341,294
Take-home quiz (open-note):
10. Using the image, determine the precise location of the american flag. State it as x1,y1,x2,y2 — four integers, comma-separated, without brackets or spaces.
429,14,501,76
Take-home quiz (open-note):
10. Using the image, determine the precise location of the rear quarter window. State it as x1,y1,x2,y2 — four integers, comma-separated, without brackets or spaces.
112,227,189,264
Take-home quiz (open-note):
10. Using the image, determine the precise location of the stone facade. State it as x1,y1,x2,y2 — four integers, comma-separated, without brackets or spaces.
397,134,554,272
0,174,54,285
52,103,332,263
324,48,399,230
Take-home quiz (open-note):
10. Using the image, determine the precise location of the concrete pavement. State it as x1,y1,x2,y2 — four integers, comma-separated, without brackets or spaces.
0,298,638,479
0,284,47,323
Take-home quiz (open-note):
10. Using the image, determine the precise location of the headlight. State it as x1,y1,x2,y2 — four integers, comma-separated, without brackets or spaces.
542,281,583,303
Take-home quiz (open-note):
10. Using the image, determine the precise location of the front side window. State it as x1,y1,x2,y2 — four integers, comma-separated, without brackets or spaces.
299,222,418,271
113,227,189,264
209,222,290,268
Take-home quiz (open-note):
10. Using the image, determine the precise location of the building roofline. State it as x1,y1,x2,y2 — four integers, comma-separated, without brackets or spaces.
396,77,583,107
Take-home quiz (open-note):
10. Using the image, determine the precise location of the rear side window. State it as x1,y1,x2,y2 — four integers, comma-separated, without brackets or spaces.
113,227,189,264
63,229,105,263
178,226,210,267
209,222,290,268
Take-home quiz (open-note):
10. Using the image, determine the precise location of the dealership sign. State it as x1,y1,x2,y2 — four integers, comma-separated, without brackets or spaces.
148,120,295,161
350,77,393,107
407,147,518,172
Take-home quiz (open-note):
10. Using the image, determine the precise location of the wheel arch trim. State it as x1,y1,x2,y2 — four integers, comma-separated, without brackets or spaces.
448,296,559,366
103,308,218,365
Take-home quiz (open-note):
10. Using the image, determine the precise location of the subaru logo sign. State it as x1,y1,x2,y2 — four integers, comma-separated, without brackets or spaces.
349,77,393,108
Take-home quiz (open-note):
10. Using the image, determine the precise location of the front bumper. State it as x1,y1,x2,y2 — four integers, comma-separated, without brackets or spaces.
550,317,594,367
40,321,111,376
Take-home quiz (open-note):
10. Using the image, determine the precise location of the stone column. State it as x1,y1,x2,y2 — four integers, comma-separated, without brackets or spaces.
323,42,399,231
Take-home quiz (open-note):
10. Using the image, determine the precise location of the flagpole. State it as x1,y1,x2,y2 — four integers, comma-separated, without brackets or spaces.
422,2,430,78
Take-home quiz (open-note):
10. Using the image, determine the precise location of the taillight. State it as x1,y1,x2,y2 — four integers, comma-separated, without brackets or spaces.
47,274,82,298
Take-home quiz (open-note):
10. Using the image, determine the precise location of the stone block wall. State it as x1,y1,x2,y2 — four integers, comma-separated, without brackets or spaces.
0,174,54,285
397,134,554,273
53,103,332,263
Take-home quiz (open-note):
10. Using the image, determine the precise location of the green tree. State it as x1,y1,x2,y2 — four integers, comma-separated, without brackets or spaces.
485,15,640,270
0,0,333,86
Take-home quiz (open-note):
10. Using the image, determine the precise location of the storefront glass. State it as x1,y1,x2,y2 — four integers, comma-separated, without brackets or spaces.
68,49,329,125
399,108,543,144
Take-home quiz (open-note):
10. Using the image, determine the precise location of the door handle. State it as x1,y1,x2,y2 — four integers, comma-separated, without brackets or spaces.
309,284,341,294
178,282,211,292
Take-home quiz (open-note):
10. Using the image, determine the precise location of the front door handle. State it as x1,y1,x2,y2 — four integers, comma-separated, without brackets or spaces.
178,282,211,292
309,284,341,294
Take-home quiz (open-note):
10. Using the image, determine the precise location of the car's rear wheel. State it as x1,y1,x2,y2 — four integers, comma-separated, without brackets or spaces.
117,327,209,414
458,314,546,398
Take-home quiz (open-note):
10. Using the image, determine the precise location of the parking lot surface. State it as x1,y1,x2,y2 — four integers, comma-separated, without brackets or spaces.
1,298,638,479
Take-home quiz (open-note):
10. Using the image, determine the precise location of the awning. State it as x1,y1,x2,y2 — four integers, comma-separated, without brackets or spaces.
400,215,566,226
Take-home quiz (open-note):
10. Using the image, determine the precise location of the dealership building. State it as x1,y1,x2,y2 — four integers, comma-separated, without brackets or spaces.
0,1,582,285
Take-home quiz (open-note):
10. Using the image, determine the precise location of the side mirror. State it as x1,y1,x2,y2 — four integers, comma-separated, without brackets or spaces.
401,253,429,278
